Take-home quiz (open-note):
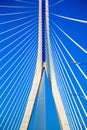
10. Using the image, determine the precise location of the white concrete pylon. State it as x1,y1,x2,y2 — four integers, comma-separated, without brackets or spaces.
20,0,42,129
45,0,70,130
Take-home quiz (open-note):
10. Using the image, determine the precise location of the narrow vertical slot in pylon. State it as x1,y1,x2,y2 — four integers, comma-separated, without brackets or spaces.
42,0,46,69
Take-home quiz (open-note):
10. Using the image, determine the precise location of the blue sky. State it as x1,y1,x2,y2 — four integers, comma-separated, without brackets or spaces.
49,0,87,129
28,70,61,130
0,0,87,130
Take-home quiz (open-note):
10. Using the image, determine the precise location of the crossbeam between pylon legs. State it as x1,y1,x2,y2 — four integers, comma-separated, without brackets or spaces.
43,62,46,69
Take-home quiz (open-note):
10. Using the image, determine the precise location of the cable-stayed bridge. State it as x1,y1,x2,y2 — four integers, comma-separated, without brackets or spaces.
0,0,87,130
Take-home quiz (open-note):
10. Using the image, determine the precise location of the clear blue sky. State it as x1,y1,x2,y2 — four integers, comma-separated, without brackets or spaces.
0,0,87,129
